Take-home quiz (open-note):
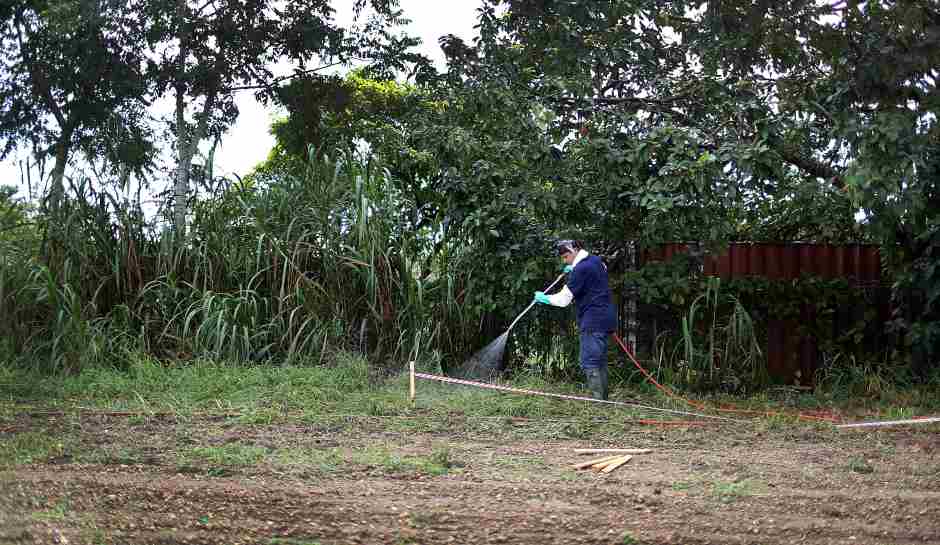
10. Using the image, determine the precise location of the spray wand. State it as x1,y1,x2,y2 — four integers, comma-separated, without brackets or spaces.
455,272,567,378
506,273,567,332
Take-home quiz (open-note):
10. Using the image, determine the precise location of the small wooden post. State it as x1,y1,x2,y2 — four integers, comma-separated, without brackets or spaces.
409,360,416,407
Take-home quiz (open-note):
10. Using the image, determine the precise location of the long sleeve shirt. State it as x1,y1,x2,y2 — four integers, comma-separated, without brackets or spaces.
545,250,617,333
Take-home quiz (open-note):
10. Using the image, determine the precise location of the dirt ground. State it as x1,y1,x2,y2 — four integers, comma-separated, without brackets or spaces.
2,408,939,545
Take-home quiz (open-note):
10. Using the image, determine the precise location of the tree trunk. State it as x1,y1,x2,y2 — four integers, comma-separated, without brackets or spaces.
173,83,191,236
173,156,193,234
172,0,192,237
172,88,216,237
47,124,74,215
171,0,217,239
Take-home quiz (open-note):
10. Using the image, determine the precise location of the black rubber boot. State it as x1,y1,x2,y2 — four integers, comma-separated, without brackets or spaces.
585,367,608,400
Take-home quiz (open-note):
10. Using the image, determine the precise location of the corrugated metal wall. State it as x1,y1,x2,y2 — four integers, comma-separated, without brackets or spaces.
649,243,882,284
638,243,888,384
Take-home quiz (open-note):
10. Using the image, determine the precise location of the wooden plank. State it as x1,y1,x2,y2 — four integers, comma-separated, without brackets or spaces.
600,455,633,473
591,458,621,470
591,454,633,471
571,455,622,470
836,416,940,428
590,455,626,470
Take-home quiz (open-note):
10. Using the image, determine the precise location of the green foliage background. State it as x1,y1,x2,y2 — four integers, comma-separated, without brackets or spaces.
1,0,938,392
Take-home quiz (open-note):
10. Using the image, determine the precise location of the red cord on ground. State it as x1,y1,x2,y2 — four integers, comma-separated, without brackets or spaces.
610,333,842,424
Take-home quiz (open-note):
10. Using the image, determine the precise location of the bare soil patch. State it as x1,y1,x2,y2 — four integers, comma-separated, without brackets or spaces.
2,410,939,545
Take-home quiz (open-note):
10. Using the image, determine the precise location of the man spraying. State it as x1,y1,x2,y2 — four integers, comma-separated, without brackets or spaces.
533,240,617,400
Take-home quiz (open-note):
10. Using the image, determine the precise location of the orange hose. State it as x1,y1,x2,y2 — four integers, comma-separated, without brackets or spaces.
610,333,842,424
610,333,710,412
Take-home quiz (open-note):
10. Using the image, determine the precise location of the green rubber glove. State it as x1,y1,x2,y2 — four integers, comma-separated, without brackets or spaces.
563,265,573,273
533,291,551,305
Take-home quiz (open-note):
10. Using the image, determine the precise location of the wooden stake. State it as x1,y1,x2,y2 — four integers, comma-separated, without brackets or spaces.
574,448,652,455
409,361,416,407
571,454,622,470
600,455,633,473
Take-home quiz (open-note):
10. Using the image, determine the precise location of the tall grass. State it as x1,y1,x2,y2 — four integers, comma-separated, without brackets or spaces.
677,278,766,391
0,151,491,374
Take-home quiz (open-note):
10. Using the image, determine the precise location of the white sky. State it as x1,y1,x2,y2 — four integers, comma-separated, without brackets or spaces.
0,0,481,198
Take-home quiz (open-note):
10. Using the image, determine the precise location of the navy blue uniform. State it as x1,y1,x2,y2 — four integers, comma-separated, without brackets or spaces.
567,255,616,371
567,255,617,333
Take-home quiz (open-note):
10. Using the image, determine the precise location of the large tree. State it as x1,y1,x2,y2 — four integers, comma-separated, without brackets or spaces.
0,0,151,214
456,1,859,245
465,0,939,371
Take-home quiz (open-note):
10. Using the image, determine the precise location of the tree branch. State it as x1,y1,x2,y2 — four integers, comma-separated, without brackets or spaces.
14,15,66,129
558,82,849,189
775,146,845,189
223,62,347,92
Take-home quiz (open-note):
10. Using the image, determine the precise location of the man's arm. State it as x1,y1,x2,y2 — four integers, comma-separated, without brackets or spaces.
566,265,589,299
545,285,574,307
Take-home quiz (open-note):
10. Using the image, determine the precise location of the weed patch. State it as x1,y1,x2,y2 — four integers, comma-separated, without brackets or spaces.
178,443,268,474
846,456,875,474
429,445,452,469
84,446,146,466
31,497,70,521
711,479,764,503
273,447,344,475
0,431,66,466
351,445,452,476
